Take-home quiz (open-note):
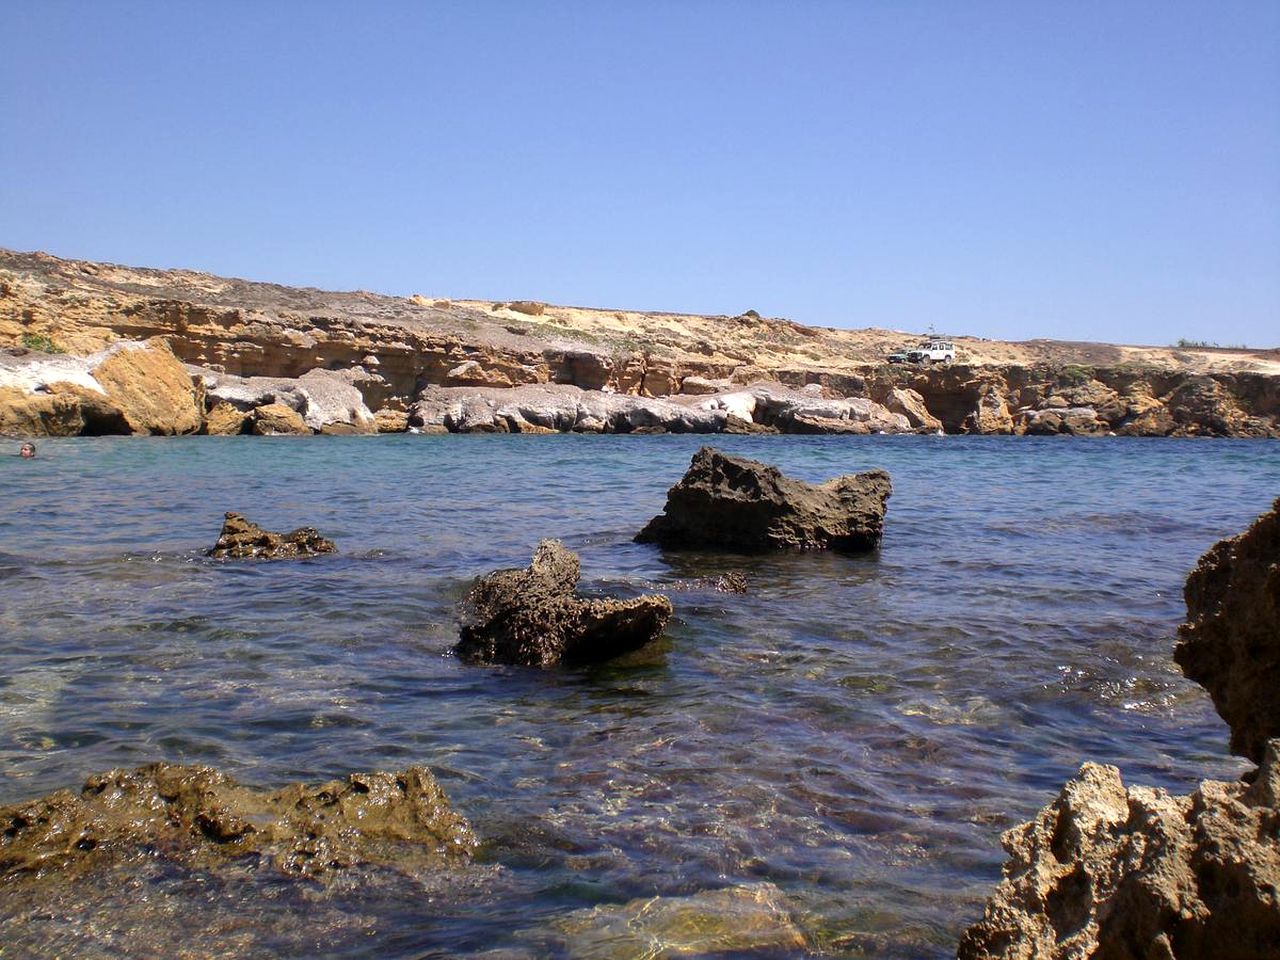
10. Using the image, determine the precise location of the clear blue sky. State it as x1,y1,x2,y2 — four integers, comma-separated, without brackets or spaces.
3,2,1277,346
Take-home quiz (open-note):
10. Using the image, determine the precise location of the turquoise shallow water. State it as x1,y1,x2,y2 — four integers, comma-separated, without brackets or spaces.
0,434,1276,957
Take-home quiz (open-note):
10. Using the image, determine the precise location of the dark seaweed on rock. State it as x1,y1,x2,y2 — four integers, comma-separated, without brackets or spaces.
635,446,891,553
0,762,476,882
207,511,336,560
455,539,672,667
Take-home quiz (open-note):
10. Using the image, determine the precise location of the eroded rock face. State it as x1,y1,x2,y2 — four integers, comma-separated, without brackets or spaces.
251,402,310,435
0,762,476,881
1175,497,1280,764
456,540,672,667
207,512,336,559
957,742,1280,960
635,447,891,552
90,339,203,435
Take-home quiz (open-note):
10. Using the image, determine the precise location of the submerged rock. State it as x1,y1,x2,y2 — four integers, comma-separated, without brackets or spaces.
207,511,336,559
456,539,672,667
0,762,476,882
635,447,891,552
957,742,1280,960
1175,496,1280,764
547,883,808,959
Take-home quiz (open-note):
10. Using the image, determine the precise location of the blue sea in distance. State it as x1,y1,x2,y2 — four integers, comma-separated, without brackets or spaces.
0,434,1276,958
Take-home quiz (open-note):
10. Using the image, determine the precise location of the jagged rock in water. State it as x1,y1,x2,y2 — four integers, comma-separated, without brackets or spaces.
207,511,336,559
0,762,476,882
635,447,891,552
456,539,672,667
958,742,1280,960
1175,496,1280,763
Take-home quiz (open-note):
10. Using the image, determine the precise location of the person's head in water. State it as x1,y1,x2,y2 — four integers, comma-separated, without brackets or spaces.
18,443,35,458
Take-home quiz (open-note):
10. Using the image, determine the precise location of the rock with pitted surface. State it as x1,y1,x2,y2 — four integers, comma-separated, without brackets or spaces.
957,742,1280,960
635,447,891,552
251,402,310,435
0,762,475,882
1175,497,1280,764
207,511,336,559
456,539,672,667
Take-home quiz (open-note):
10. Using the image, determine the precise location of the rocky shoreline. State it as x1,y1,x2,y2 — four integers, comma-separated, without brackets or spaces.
2,248,1278,439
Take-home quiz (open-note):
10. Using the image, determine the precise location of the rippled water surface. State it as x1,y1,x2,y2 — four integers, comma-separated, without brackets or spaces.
1,435,1276,958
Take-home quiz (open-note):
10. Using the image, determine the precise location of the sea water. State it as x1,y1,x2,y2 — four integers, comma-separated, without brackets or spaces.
1,434,1276,958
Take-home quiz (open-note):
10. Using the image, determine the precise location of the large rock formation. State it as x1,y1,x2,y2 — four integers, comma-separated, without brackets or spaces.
90,339,203,435
0,762,475,881
456,540,672,667
957,744,1280,960
3,248,1277,438
207,512,336,559
961,501,1280,960
1175,497,1280,764
636,447,892,552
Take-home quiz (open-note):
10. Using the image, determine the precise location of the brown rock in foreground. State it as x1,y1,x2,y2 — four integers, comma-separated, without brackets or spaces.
456,539,672,667
957,742,1280,960
207,512,336,559
1175,496,1280,764
0,762,476,881
635,447,891,552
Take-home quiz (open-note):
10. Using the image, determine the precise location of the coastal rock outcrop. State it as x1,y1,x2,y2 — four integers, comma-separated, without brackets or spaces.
455,539,672,667
207,512,336,559
1175,497,1280,764
250,402,310,436
0,762,476,881
961,500,1280,959
635,447,892,552
90,339,203,435
957,744,1280,960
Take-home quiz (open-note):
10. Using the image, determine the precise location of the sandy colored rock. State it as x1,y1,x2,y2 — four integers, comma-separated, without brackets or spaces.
0,762,475,882
204,400,250,435
207,511,336,559
548,883,807,959
90,339,202,435
251,402,310,435
958,742,1280,960
374,407,409,432
1175,497,1280,763
456,539,672,667
2,248,1278,438
0,386,85,436
636,447,892,552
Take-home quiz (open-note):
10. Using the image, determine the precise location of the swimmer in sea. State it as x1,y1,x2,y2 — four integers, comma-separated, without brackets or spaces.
18,442,35,458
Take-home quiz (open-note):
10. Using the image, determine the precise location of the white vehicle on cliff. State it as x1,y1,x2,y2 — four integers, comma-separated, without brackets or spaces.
907,340,956,364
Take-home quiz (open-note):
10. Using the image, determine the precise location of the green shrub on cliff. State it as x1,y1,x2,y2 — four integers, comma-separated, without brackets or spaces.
20,332,65,354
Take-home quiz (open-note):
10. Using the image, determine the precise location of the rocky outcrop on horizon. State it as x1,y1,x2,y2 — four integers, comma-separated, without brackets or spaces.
637,447,892,552
960,501,1280,960
456,540,672,667
1,247,1277,439
207,512,337,560
0,762,476,882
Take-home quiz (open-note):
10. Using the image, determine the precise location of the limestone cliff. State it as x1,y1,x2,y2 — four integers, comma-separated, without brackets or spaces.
1,248,1277,437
